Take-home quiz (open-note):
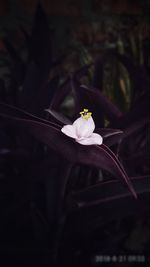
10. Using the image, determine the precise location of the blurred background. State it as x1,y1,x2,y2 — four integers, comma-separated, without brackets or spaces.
0,0,150,111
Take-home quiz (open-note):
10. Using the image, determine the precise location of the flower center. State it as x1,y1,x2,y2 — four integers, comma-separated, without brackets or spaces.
80,109,92,120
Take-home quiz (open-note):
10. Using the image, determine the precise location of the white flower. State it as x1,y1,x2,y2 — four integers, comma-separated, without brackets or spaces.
61,109,103,146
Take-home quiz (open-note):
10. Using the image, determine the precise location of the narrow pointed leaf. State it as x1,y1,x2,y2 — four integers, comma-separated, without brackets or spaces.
45,110,123,146
0,102,60,129
66,176,150,234
110,100,150,135
80,85,122,123
50,64,91,110
29,3,52,73
95,128,123,146
20,64,59,115
69,175,150,208
32,75,60,116
50,78,70,110
45,109,72,125
0,106,136,198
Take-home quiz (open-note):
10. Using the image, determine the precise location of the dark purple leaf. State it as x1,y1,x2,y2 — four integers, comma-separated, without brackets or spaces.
79,85,122,123
20,64,59,115
50,78,70,110
44,110,123,146
29,3,52,74
99,144,132,184
18,4,64,114
111,100,150,132
50,64,91,111
124,151,150,167
32,75,60,117
45,108,72,125
122,118,150,140
96,128,123,146
69,175,150,207
67,175,150,231
0,105,136,197
0,102,60,129
0,105,136,198
19,62,41,112
44,108,123,146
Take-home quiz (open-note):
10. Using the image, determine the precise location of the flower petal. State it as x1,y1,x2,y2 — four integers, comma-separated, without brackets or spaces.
76,133,103,145
73,116,95,139
61,125,77,139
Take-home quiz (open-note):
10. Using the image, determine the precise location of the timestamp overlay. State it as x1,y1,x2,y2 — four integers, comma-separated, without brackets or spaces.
91,254,149,265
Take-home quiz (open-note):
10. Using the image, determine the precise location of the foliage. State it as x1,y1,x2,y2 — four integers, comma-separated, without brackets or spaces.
0,3,150,266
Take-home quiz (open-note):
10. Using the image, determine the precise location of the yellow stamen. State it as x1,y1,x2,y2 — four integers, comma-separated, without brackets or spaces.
80,109,92,120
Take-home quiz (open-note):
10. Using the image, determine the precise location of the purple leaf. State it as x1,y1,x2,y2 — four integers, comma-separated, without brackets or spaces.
20,62,42,112
32,75,60,117
69,175,150,207
29,3,52,73
20,64,59,115
45,110,123,146
67,175,150,229
0,105,136,198
122,118,150,139
0,102,60,129
79,85,122,123
0,102,136,197
50,78,70,110
50,64,91,111
45,109,123,146
124,151,150,168
95,128,123,146
111,100,150,132
45,108,72,125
